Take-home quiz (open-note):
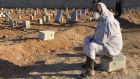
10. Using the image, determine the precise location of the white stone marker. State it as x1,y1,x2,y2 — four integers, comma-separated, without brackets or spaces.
38,19,43,24
23,20,31,28
39,30,55,40
100,53,126,72
30,15,34,20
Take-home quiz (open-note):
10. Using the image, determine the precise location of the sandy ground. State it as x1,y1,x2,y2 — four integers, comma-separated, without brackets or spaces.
0,9,140,79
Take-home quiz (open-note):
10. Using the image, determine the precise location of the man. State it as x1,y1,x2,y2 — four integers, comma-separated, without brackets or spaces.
79,2,123,78
115,0,124,18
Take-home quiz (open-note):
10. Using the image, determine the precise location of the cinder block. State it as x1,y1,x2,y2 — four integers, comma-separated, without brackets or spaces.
39,30,55,40
100,53,126,72
23,20,31,28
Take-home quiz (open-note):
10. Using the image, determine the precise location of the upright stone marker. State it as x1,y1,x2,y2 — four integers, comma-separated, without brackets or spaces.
122,8,126,15
71,11,78,22
23,20,31,28
54,10,62,23
38,19,43,24
136,6,140,11
10,20,18,28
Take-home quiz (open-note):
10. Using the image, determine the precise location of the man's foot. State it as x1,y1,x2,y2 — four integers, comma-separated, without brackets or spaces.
81,64,98,70
78,70,95,79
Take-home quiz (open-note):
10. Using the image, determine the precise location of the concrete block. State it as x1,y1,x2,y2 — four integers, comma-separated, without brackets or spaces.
39,30,55,40
42,16,47,22
100,53,126,72
23,20,31,28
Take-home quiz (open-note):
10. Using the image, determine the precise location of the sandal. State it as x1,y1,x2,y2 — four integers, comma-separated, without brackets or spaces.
78,70,95,79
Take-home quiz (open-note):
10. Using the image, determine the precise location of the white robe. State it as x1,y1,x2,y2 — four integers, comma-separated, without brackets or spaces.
83,3,123,59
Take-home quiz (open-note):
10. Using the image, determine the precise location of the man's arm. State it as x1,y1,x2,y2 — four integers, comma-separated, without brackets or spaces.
120,0,124,5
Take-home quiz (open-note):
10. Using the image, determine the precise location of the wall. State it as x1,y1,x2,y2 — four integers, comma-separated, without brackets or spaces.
0,0,139,9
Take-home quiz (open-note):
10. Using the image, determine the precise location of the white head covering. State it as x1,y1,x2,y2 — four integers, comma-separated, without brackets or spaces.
96,2,114,19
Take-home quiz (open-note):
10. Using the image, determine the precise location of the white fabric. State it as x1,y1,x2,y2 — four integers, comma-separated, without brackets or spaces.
83,2,123,59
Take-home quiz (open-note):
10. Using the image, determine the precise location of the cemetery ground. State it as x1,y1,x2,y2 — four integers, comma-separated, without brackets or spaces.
0,9,140,79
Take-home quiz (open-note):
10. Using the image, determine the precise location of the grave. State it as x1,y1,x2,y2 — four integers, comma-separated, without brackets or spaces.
42,16,47,23
23,20,31,28
136,6,140,11
4,17,10,22
100,53,126,72
47,16,50,21
54,10,62,23
10,20,18,28
39,30,55,40
18,16,21,20
30,15,34,20
33,12,37,16
71,11,78,22
122,8,126,15
38,19,43,24
53,13,56,18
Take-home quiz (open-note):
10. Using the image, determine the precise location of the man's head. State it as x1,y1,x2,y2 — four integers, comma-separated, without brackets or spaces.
93,4,103,21
93,4,103,14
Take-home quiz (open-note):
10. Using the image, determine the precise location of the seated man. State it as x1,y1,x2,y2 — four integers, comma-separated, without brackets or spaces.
79,2,123,78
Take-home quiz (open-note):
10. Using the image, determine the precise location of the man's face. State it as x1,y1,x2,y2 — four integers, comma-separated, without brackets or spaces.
93,4,103,14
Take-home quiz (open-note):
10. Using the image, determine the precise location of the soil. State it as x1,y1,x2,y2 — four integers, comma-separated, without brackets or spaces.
0,9,140,79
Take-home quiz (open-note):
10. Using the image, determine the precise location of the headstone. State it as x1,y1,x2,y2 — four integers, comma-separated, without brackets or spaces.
42,16,47,23
39,30,55,40
122,8,126,15
30,15,34,20
136,6,140,11
100,53,126,72
71,11,78,22
66,19,71,24
25,11,28,14
16,11,19,15
18,16,21,20
10,20,18,28
42,12,47,16
23,20,31,28
53,13,56,18
66,7,69,12
38,19,43,24
33,12,37,16
54,10,62,23
4,17,10,22
61,16,64,22
47,16,50,21
86,17,92,22
82,9,86,15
